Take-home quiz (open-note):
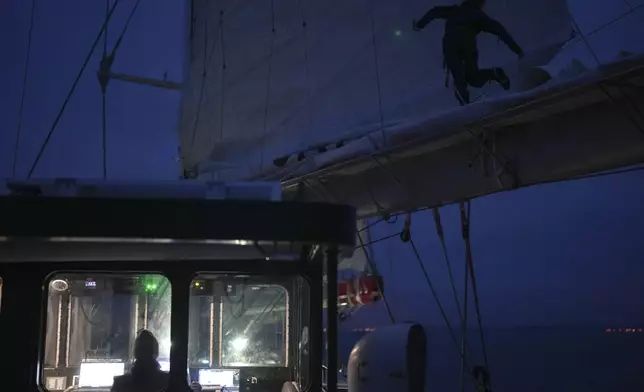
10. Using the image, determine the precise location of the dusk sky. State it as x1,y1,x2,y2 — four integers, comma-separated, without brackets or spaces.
2,0,644,329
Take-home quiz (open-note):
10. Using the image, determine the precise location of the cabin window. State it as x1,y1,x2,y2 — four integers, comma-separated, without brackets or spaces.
188,275,289,373
42,273,171,391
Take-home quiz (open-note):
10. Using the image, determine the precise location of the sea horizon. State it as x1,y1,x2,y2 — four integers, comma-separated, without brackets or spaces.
333,324,644,392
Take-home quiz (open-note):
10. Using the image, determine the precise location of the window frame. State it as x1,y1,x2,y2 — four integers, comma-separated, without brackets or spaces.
0,259,321,392
41,271,172,391
188,274,292,369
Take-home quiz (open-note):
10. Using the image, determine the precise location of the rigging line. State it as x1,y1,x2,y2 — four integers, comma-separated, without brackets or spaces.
103,0,109,57
620,0,644,25
109,0,144,56
466,126,518,189
12,0,37,178
189,14,214,148
458,221,470,392
297,0,312,133
574,11,644,133
260,0,277,172
360,221,381,276
205,3,227,71
565,165,644,181
101,0,110,179
219,9,227,143
243,291,285,336
354,231,402,250
299,178,329,202
460,200,492,388
370,153,410,199
357,217,386,233
569,17,644,138
27,0,121,179
432,208,463,322
584,2,644,40
588,0,644,133
189,7,225,148
356,229,396,324
556,3,644,51
363,172,387,214
377,165,644,221
101,86,108,179
349,3,412,207
367,0,387,148
408,235,474,378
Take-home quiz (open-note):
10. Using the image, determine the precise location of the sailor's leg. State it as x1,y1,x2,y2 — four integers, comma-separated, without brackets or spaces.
461,44,510,90
443,44,470,105
453,78,470,105
468,66,509,89
492,67,511,90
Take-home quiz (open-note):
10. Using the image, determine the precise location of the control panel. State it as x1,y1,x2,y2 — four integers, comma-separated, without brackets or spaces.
238,367,290,392
190,367,290,392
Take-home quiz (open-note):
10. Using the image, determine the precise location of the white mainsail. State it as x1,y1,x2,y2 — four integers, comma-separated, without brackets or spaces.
179,0,571,172
178,0,644,217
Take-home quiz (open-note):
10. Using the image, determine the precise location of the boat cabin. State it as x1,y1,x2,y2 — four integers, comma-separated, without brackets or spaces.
0,179,355,392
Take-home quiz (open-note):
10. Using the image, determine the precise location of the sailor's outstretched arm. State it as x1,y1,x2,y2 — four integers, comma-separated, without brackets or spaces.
481,17,524,57
414,6,456,30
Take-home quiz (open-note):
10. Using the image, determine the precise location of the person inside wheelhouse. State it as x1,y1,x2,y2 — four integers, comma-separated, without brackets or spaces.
111,330,168,392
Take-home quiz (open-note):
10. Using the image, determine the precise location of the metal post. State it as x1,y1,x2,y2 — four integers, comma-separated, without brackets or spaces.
170,273,191,389
309,261,323,392
209,299,216,366
326,248,339,392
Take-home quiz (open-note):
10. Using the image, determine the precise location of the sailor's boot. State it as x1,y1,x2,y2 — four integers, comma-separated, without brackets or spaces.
454,86,470,106
493,67,510,90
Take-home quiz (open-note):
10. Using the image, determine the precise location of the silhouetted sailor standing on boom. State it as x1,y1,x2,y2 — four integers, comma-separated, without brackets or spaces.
413,0,524,105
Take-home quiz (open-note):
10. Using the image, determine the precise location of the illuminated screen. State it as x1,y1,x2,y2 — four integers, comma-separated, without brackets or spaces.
78,362,125,387
198,369,237,387
158,360,170,372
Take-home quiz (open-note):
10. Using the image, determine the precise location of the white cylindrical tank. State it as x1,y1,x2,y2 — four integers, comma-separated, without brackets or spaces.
347,323,426,392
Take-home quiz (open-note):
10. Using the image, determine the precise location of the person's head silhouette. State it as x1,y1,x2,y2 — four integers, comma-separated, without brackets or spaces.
134,330,159,362
462,0,486,9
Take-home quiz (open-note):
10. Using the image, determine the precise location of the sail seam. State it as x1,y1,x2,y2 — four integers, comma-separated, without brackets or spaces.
189,3,224,150
367,0,387,148
101,0,110,179
297,0,312,136
219,9,227,155
260,0,277,172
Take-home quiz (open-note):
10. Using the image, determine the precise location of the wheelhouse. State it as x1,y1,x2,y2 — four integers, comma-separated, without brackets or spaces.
0,179,355,392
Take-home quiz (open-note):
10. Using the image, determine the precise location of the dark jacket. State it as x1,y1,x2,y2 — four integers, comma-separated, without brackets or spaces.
111,362,169,392
415,3,523,55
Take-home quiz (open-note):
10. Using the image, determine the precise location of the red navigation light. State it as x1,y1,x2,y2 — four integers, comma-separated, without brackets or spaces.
338,275,383,308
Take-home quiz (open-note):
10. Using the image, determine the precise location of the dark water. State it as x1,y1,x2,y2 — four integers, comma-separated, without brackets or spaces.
336,326,644,392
